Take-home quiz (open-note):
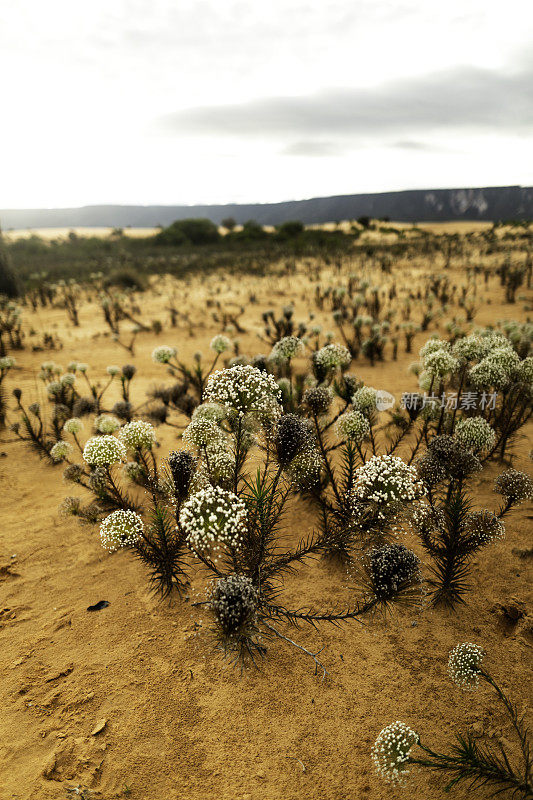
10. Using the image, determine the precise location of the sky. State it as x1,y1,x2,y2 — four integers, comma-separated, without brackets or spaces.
1,0,532,208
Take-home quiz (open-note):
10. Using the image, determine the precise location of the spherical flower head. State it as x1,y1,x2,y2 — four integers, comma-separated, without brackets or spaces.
424,349,459,378
303,386,333,416
179,486,247,556
152,345,177,364
419,338,450,361
167,450,197,500
448,642,485,690
112,400,133,420
192,402,227,424
335,410,370,444
63,463,84,483
204,364,281,418
122,364,136,380
469,358,510,389
274,414,314,467
63,417,84,435
119,420,157,451
210,334,232,354
467,510,505,546
455,416,496,454
47,381,62,397
60,373,76,387
123,460,144,482
372,721,419,785
77,362,89,373
452,335,486,363
516,356,533,385
0,356,16,369
83,435,126,467
183,416,228,450
270,336,305,364
287,447,323,491
28,402,41,416
427,435,482,481
352,386,378,415
368,544,421,601
494,469,533,503
353,455,426,508
315,343,351,371
203,440,236,489
207,574,258,636
50,440,73,462
100,509,144,552
106,365,120,377
94,414,122,434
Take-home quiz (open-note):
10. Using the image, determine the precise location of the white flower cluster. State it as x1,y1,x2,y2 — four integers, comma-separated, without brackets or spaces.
467,510,505,546
50,440,73,462
335,410,370,443
179,486,247,555
204,364,281,418
286,448,323,490
351,386,378,415
60,372,76,387
119,420,157,451
192,402,227,424
423,348,459,378
83,435,126,466
106,365,120,376
100,509,144,552
47,381,62,397
0,356,16,370
269,335,304,363
94,414,121,434
494,469,533,502
183,416,228,450
353,455,425,507
315,343,351,370
467,338,520,390
63,417,84,435
448,642,485,690
455,416,496,454
372,721,419,785
152,345,177,364
210,334,232,354
452,335,487,363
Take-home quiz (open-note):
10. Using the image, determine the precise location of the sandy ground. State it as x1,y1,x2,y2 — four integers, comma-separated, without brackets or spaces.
0,255,532,800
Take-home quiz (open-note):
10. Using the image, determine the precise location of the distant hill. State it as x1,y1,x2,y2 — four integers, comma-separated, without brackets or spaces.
2,186,532,230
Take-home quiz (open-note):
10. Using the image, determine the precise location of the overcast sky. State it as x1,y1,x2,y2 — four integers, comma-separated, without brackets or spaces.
1,0,532,208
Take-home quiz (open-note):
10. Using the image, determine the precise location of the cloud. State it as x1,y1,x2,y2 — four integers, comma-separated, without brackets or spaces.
281,141,340,157
392,140,432,150
158,60,533,141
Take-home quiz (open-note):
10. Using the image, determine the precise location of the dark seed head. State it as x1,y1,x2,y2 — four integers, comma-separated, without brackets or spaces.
167,450,197,501
274,414,313,467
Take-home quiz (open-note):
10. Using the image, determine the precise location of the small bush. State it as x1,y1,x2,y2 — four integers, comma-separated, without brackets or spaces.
104,267,147,292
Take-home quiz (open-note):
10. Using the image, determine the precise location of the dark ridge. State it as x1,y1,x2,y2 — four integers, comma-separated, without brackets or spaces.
2,186,532,229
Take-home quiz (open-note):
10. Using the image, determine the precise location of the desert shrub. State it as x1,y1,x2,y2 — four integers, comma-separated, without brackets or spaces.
155,218,220,246
104,267,147,292
276,220,305,239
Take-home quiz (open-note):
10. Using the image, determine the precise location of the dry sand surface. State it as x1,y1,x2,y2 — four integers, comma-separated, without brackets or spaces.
0,255,532,800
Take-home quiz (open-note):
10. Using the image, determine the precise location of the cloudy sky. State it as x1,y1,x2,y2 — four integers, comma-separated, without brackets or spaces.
1,0,532,208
